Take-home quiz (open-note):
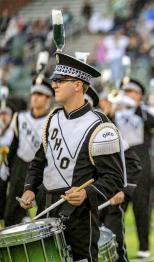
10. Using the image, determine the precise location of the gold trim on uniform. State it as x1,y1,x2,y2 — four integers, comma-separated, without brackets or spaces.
42,106,61,153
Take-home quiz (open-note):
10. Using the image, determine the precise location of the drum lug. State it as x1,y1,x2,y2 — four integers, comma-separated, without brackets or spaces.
64,245,73,262
59,214,69,221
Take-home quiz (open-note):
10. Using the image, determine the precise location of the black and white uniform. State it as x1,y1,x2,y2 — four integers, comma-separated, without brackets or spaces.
24,102,124,262
115,104,154,251
4,111,48,226
100,142,142,262
0,126,13,219
97,110,142,262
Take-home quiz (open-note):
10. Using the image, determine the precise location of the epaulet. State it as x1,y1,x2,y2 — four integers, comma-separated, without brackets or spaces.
42,106,62,153
89,122,120,165
10,112,19,138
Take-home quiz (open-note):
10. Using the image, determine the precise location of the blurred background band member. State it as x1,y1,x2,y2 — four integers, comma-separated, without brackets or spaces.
115,78,154,259
85,85,142,262
0,86,14,222
4,75,54,226
0,88,27,225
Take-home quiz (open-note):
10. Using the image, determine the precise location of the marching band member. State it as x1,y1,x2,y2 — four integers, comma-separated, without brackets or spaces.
0,86,14,222
4,75,54,226
115,78,154,259
20,51,124,262
86,85,141,262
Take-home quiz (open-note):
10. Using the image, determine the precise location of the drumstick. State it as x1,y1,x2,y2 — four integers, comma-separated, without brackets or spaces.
16,197,27,205
16,197,36,207
98,200,111,210
33,179,94,220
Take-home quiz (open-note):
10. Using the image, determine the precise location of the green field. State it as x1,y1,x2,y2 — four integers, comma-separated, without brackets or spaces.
125,205,154,261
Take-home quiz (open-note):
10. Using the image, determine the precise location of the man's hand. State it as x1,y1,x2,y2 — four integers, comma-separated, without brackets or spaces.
63,187,87,206
110,191,125,206
20,190,35,209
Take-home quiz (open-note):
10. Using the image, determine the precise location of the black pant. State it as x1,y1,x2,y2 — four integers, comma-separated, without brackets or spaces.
100,205,129,262
64,208,99,262
45,192,100,262
123,145,151,251
0,177,8,219
4,156,28,226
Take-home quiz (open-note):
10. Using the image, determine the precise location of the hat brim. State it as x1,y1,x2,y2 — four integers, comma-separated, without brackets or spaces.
0,107,12,114
49,73,90,84
49,74,69,80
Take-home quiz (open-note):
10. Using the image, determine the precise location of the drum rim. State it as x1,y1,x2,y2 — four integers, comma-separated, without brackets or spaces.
0,218,62,247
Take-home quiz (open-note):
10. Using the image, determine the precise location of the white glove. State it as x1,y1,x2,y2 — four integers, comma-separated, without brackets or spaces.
0,163,10,181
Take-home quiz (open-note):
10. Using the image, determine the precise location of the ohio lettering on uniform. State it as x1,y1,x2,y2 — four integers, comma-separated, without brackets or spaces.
17,112,47,162
51,127,70,169
21,121,40,149
43,109,100,190
102,131,115,139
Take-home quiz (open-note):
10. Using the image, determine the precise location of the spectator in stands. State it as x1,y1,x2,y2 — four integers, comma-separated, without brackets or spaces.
0,9,10,35
94,34,107,67
125,33,140,60
88,11,114,33
81,0,93,21
8,21,27,65
62,5,74,32
104,30,128,84
131,0,151,19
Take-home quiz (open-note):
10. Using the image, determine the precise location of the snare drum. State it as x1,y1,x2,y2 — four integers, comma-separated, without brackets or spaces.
98,226,118,262
0,218,72,262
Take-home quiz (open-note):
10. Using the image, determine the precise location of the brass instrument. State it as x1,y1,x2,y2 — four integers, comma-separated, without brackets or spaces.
0,146,9,165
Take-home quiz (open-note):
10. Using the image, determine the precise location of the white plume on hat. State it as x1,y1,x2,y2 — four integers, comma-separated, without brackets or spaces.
36,51,49,73
0,86,9,100
52,10,63,25
0,86,12,113
75,52,90,63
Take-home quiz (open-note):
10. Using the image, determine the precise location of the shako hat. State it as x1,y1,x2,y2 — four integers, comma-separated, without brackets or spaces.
50,52,101,84
120,78,145,96
31,74,54,97
0,100,13,114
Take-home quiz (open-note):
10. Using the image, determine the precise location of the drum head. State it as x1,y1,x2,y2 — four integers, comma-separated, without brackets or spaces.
0,218,62,247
